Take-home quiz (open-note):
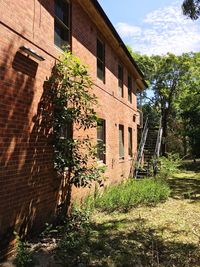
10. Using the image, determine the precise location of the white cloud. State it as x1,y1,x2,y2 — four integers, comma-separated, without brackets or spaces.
116,3,200,55
116,22,141,37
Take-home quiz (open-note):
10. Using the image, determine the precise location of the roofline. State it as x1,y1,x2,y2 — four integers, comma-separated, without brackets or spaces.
91,0,148,89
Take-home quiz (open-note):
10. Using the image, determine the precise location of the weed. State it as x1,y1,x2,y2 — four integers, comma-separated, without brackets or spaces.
158,153,181,180
94,179,170,212
14,234,34,267
55,205,91,266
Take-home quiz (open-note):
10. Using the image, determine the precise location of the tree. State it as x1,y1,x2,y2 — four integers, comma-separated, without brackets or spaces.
46,50,105,214
179,52,200,158
142,103,160,128
128,45,200,158
146,54,190,155
128,47,192,155
182,0,200,19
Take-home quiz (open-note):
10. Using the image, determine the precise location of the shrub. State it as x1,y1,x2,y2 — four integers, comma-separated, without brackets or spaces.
158,153,182,179
55,205,91,266
14,235,34,267
94,179,170,212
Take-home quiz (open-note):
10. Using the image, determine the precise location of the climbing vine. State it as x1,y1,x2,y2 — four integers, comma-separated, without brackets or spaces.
47,51,105,188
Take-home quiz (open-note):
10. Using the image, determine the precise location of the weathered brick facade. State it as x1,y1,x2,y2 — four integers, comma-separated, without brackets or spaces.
0,0,146,258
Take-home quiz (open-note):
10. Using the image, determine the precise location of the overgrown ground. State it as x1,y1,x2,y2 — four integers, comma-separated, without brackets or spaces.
2,161,200,267
84,165,200,266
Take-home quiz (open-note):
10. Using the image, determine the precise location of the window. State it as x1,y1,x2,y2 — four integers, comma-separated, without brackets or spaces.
97,39,105,81
128,127,133,157
128,75,132,103
119,124,124,159
97,119,106,163
137,90,142,109
60,122,73,139
118,64,123,97
54,0,70,49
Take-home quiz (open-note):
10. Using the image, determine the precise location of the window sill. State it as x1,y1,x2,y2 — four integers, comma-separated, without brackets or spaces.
119,158,125,163
97,160,106,166
54,44,71,53
97,76,105,84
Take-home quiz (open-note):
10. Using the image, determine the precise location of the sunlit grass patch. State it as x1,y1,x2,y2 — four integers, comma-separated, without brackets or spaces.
94,179,170,212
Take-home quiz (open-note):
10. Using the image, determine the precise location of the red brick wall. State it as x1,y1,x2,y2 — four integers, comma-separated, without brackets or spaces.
72,1,138,193
0,0,139,258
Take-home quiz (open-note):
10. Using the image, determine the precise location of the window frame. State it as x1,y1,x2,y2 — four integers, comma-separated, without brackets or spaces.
97,119,106,163
60,122,73,140
119,124,124,160
128,127,133,158
128,75,132,103
54,0,71,50
96,38,105,82
118,64,124,98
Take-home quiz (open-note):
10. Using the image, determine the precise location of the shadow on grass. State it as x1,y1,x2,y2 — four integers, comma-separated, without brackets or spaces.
54,217,200,267
181,160,200,173
168,177,200,200
168,173,200,201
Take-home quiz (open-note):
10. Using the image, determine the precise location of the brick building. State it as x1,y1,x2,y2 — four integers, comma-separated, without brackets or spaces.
0,0,147,258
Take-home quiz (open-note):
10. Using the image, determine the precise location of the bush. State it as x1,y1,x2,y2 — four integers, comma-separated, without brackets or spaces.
158,153,181,179
14,235,34,267
94,178,170,212
55,205,91,266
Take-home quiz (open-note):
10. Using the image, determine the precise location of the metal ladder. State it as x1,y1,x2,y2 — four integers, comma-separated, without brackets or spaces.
152,117,163,175
135,117,149,179
135,117,163,179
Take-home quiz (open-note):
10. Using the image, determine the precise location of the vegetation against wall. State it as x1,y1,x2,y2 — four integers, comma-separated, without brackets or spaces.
46,51,105,212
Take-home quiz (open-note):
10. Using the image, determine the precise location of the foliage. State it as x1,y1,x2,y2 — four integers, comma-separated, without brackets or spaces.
182,0,200,19
54,178,170,265
14,235,34,267
47,50,105,188
91,171,200,267
178,53,200,158
55,205,91,266
128,46,200,157
158,153,182,180
142,103,160,128
129,49,189,153
94,179,170,212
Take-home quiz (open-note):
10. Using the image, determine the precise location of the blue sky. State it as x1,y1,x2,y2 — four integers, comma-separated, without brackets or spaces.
98,0,200,55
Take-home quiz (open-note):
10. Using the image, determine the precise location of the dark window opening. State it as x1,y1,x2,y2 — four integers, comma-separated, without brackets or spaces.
119,124,124,159
128,75,132,103
60,122,73,140
54,0,70,49
118,64,123,97
97,119,106,163
128,127,133,157
97,39,105,81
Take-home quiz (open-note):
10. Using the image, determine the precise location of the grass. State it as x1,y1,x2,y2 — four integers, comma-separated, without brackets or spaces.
94,179,170,212
89,198,200,266
54,166,200,266
11,161,200,267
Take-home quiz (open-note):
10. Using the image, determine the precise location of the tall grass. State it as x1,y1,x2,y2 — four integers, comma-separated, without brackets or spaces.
94,179,170,212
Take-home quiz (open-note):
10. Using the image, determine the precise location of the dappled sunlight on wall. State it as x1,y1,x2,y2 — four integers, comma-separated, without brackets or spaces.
0,29,62,259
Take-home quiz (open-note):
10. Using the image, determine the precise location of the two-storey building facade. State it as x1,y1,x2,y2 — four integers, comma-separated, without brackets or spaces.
0,0,147,258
